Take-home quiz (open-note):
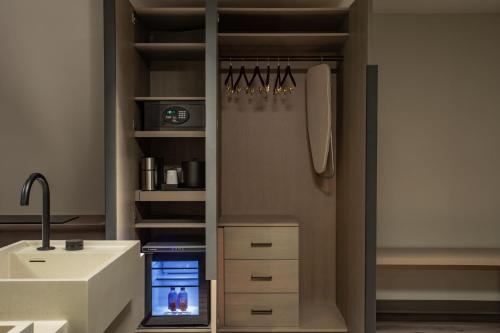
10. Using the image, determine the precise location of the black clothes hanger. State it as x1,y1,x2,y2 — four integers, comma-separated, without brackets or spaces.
233,63,249,95
224,58,234,95
247,59,265,95
260,59,271,96
280,58,297,94
274,58,282,95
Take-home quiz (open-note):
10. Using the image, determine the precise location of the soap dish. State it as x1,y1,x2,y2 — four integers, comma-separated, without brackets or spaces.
66,239,84,251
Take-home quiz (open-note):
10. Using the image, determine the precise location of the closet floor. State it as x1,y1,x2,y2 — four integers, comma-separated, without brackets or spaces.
377,321,500,333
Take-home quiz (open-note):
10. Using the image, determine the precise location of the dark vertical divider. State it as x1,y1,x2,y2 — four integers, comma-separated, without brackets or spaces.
336,0,371,332
205,0,219,280
104,0,116,240
365,65,378,333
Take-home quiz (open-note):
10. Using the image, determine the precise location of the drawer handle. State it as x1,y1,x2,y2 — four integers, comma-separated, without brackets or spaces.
251,275,273,281
251,309,273,315
251,242,273,248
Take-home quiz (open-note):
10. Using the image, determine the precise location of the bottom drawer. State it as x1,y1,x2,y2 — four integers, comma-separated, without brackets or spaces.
225,294,299,327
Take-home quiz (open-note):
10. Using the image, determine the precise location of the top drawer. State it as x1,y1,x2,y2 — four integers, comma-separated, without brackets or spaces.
224,227,298,260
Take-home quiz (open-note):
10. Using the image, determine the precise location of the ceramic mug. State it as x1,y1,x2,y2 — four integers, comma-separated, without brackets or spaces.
166,169,178,185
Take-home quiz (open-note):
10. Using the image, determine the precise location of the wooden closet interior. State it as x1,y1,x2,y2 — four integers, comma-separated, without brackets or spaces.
108,0,373,332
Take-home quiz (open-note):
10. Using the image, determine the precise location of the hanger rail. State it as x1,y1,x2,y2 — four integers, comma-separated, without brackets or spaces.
219,55,343,62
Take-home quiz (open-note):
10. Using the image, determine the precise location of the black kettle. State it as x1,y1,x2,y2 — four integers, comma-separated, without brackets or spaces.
181,159,205,189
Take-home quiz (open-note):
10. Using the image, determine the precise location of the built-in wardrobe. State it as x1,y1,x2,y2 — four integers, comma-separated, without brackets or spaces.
104,1,377,333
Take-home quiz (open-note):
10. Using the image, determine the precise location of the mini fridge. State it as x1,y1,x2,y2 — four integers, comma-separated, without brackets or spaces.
142,242,210,327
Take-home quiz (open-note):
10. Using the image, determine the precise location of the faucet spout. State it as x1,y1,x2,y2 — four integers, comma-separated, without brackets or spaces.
20,173,55,251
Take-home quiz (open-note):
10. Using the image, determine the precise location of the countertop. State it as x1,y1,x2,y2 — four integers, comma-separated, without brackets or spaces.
0,215,105,231
0,320,67,333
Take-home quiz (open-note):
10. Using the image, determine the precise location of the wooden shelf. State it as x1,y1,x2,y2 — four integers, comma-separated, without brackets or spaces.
218,33,348,56
219,215,299,227
377,248,500,269
133,7,205,30
135,219,205,229
376,322,500,333
134,7,205,15
135,43,205,60
219,304,347,333
135,190,205,202
134,131,205,138
135,97,205,101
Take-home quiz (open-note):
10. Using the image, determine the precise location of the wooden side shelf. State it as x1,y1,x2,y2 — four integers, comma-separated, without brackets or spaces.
377,248,500,269
135,97,206,101
135,43,205,60
134,131,205,138
135,190,206,202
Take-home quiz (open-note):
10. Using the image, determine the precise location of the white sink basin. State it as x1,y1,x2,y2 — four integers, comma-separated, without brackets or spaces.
0,321,32,333
0,320,67,333
0,326,15,333
0,241,144,333
2,241,128,279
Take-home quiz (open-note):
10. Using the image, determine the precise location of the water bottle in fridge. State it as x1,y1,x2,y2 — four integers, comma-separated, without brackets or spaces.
168,288,177,312
177,287,188,312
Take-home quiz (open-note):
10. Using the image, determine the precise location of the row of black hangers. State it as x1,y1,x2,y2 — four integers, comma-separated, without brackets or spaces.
224,58,297,96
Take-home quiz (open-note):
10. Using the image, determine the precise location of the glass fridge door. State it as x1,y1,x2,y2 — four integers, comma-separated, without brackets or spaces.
151,260,200,316
143,250,209,327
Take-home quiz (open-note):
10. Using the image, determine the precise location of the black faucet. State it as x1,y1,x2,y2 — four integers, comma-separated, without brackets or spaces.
20,173,55,251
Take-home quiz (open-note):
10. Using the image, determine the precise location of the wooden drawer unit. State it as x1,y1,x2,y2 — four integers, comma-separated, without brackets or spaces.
222,223,300,328
225,260,299,293
224,227,298,260
225,294,299,327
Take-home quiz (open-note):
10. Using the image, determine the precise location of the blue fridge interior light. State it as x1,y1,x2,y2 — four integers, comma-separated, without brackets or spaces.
151,260,200,316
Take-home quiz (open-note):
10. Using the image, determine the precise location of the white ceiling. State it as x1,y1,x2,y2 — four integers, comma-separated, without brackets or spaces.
374,0,500,14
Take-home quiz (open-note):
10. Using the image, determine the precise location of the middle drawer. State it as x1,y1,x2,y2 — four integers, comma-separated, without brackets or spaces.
225,260,299,293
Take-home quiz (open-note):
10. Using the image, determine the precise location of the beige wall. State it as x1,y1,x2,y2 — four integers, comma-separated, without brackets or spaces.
374,14,500,248
373,14,500,300
0,0,104,215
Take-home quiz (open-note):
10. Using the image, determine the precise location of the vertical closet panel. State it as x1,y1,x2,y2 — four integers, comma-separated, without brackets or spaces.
205,0,219,280
365,65,378,333
336,0,371,332
114,0,148,240
104,0,116,239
